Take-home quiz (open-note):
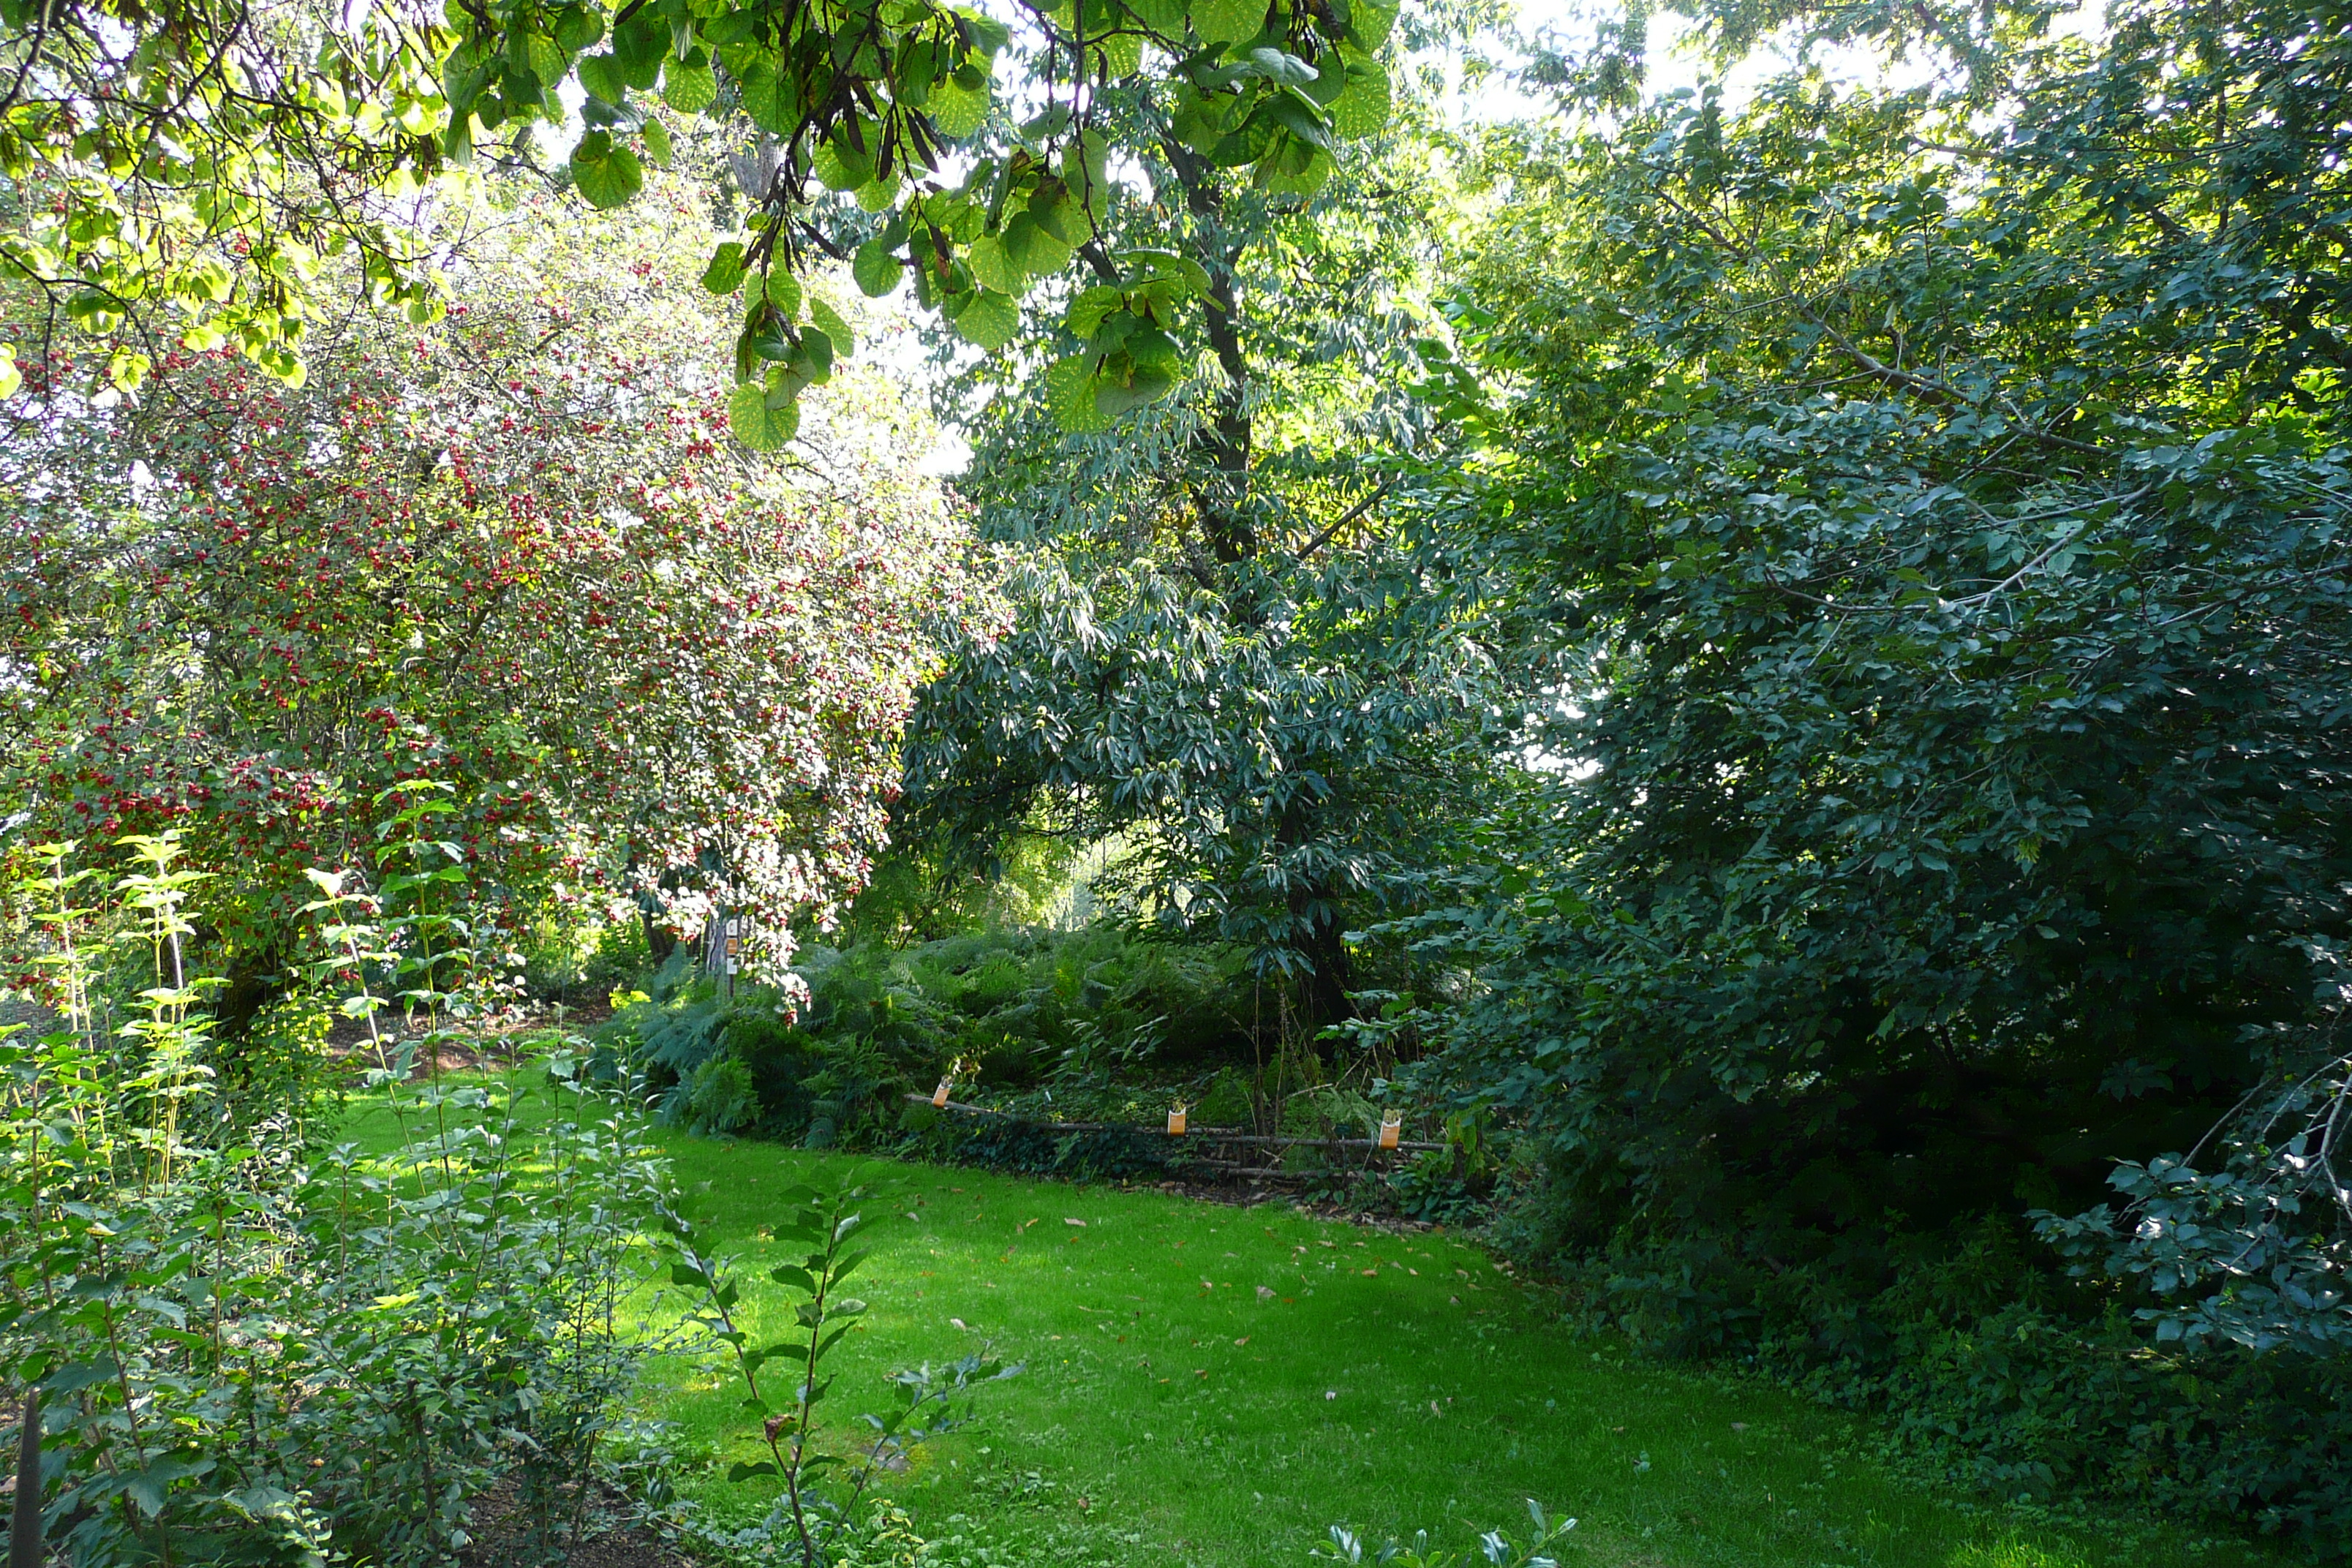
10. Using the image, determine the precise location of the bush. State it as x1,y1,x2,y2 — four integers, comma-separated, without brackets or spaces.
1535,1214,2352,1553
0,834,664,1567
606,922,1268,1147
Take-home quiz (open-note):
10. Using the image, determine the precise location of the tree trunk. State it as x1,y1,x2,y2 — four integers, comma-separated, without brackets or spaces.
11,1388,40,1568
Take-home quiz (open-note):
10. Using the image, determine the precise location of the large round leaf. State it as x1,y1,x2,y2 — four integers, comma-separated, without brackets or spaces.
1190,0,1264,45
728,382,801,450
570,132,644,208
578,52,628,105
1003,214,1074,280
852,240,902,298
663,59,717,114
1044,355,1112,433
809,297,856,356
1328,64,1391,140
641,115,674,167
965,234,1019,295
701,241,747,294
952,290,1021,350
526,33,565,88
928,76,990,138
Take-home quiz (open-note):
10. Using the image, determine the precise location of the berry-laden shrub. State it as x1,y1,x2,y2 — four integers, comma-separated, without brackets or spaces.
0,171,981,1003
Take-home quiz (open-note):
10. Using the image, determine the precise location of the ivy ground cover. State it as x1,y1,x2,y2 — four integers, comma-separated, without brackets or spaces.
339,1087,2279,1568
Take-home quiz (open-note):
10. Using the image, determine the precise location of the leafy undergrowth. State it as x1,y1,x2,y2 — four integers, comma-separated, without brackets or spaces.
338,1084,2279,1568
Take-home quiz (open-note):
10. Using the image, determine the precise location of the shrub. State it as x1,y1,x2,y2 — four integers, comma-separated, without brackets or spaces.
0,834,665,1567
687,1053,763,1136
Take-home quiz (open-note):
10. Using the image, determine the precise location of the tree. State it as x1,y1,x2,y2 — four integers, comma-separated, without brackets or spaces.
1374,0,2352,1534
1,175,975,1003
892,34,1519,1033
1,0,1408,441
0,0,451,401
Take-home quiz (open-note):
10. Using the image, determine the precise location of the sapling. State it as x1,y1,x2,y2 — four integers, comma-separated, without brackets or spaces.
663,1180,1019,1565
1314,1500,1578,1567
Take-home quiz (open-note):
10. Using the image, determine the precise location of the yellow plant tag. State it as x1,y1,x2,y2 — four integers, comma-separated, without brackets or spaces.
1379,1112,1402,1150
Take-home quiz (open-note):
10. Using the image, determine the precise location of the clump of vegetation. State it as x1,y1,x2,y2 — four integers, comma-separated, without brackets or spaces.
0,829,661,1564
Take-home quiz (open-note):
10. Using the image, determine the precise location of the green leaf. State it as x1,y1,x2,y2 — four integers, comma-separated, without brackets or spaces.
663,59,717,114
952,289,1021,350
1119,248,1212,293
729,382,800,449
1003,212,1074,279
641,114,674,167
1191,0,1265,44
1096,361,1175,415
40,1357,120,1397
1327,64,1391,140
1259,143,1334,197
853,239,902,298
739,64,797,132
809,296,855,355
814,134,875,191
966,233,1019,295
928,75,990,139
769,1262,817,1290
1066,286,1124,337
554,6,603,52
727,1460,781,1482
578,52,628,105
527,33,565,87
1242,45,1316,85
1352,0,1398,47
765,268,802,316
1044,355,1112,432
570,131,644,208
1096,29,1144,78
1267,88,1336,151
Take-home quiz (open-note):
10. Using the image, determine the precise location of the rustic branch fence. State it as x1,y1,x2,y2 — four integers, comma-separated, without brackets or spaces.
905,1094,1451,1183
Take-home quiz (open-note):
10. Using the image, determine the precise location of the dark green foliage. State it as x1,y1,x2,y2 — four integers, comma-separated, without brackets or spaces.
1360,0,2352,1546
609,926,1263,1145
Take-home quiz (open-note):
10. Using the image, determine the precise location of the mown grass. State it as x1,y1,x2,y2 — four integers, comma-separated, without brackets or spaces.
338,1075,2278,1568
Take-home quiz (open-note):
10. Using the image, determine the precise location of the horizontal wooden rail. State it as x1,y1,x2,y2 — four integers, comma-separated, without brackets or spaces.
905,1094,1446,1152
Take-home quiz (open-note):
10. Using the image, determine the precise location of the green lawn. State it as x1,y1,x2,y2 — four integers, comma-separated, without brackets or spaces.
339,1079,2277,1568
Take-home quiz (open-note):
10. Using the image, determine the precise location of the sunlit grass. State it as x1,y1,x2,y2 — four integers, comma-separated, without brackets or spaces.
336,1076,2277,1568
